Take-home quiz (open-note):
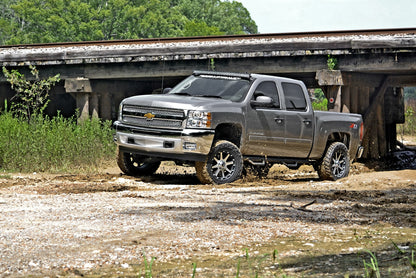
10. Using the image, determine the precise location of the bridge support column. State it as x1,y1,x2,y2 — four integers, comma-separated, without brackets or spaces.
64,78,96,121
90,92,99,119
76,93,90,122
315,70,344,112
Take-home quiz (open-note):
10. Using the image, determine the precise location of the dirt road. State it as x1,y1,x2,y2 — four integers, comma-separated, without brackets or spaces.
0,164,415,277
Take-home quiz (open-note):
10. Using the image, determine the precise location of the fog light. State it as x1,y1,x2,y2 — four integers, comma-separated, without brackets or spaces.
183,142,197,150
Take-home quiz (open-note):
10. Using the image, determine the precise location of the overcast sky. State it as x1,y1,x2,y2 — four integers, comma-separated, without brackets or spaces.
238,0,416,33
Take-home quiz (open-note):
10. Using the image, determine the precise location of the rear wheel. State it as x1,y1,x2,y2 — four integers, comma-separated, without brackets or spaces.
195,140,243,184
117,147,161,176
318,142,350,180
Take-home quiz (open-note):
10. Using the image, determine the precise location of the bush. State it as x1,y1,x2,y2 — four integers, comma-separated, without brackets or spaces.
312,88,328,111
0,111,115,173
398,99,416,136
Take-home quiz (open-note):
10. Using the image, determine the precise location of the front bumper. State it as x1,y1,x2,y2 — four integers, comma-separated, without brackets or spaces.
114,121,215,160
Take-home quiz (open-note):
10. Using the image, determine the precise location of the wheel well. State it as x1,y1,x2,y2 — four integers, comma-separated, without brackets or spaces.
213,123,242,147
327,132,350,149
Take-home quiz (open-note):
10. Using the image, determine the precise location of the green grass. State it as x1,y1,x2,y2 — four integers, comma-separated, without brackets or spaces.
0,111,115,173
79,233,416,278
398,105,416,136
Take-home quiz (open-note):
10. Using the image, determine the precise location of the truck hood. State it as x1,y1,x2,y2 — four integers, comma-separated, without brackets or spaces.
122,94,232,110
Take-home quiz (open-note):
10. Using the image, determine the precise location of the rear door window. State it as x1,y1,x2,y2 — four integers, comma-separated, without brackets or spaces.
282,82,307,111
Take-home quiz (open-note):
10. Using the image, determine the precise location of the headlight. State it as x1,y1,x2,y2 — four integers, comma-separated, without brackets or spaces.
187,111,212,128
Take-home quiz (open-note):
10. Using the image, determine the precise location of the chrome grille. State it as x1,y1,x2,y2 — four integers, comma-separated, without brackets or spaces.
122,105,185,130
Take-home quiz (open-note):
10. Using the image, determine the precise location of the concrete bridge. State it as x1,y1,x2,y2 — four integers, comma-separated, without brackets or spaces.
1,28,416,159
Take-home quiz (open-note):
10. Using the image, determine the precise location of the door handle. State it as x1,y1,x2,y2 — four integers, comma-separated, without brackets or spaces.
303,120,312,126
274,118,284,124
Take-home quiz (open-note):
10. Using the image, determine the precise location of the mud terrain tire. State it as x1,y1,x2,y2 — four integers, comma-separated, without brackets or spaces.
195,140,243,184
318,142,350,180
117,147,161,176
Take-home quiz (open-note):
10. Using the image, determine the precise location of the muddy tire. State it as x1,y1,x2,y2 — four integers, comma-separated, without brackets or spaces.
117,147,161,176
318,142,350,180
195,140,243,184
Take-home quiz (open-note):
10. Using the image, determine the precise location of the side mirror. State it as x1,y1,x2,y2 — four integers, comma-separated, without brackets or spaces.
163,88,172,94
250,96,275,108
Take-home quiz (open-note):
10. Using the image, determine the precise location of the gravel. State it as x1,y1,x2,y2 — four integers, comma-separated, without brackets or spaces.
0,173,339,276
1,168,415,276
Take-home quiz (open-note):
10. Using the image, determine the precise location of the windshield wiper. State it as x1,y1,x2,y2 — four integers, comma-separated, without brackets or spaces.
193,95,223,99
171,92,192,96
171,92,223,99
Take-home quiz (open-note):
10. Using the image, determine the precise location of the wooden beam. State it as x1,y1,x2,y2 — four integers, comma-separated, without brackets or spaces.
361,76,391,158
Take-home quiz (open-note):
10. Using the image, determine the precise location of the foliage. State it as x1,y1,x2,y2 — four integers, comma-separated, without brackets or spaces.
404,87,416,100
327,54,338,70
398,105,416,136
142,251,156,278
0,0,258,45
2,66,60,121
183,20,224,37
0,111,115,173
0,65,115,173
312,88,328,111
177,0,257,35
397,88,416,136
361,250,381,278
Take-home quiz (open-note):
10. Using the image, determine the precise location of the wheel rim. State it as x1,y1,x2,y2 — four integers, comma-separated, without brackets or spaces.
128,154,141,168
331,149,347,178
211,150,236,182
128,154,150,169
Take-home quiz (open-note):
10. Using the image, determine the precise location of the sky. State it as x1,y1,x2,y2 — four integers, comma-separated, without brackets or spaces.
237,0,416,34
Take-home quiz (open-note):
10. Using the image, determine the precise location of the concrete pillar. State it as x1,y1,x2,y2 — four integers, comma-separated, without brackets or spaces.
76,93,90,121
64,78,93,121
315,70,344,112
90,92,99,119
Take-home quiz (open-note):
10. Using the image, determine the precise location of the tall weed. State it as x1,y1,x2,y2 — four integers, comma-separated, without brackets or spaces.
398,99,416,136
0,111,115,173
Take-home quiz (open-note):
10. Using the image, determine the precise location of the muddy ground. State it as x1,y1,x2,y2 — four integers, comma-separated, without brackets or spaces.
0,162,415,277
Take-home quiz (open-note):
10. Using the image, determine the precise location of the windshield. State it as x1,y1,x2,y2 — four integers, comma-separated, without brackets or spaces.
168,75,250,102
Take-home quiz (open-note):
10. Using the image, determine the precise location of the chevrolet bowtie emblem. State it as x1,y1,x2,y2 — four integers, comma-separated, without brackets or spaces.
144,112,156,120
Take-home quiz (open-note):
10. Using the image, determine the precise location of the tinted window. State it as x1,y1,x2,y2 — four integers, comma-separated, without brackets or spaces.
253,81,280,108
168,75,250,102
282,82,307,111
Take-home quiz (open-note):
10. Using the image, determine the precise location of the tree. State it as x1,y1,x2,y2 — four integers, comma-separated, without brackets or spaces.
183,20,224,37
177,0,257,35
2,66,60,121
404,87,416,100
0,0,19,45
7,0,103,44
0,0,258,45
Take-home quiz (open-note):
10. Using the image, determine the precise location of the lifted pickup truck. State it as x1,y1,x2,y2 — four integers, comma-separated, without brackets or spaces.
114,71,364,184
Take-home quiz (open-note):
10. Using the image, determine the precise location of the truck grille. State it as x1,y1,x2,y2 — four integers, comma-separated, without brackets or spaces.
122,105,185,130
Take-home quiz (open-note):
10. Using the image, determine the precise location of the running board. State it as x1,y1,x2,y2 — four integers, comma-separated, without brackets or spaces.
245,156,310,169
247,158,267,166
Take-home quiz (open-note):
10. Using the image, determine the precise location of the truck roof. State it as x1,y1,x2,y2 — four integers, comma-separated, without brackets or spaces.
192,70,304,84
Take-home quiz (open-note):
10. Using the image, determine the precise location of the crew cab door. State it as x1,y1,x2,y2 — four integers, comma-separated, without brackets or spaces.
279,81,314,158
244,80,286,156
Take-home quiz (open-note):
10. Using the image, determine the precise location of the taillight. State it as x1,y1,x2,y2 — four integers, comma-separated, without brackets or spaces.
359,122,364,141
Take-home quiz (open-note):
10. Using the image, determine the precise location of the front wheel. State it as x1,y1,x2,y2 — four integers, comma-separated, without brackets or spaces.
117,147,161,176
195,140,243,184
318,142,350,180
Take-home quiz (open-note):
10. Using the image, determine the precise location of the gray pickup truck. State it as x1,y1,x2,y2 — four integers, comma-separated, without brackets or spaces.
114,71,364,184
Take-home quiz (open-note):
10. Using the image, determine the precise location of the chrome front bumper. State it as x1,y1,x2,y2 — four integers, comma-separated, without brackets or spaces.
114,125,215,157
